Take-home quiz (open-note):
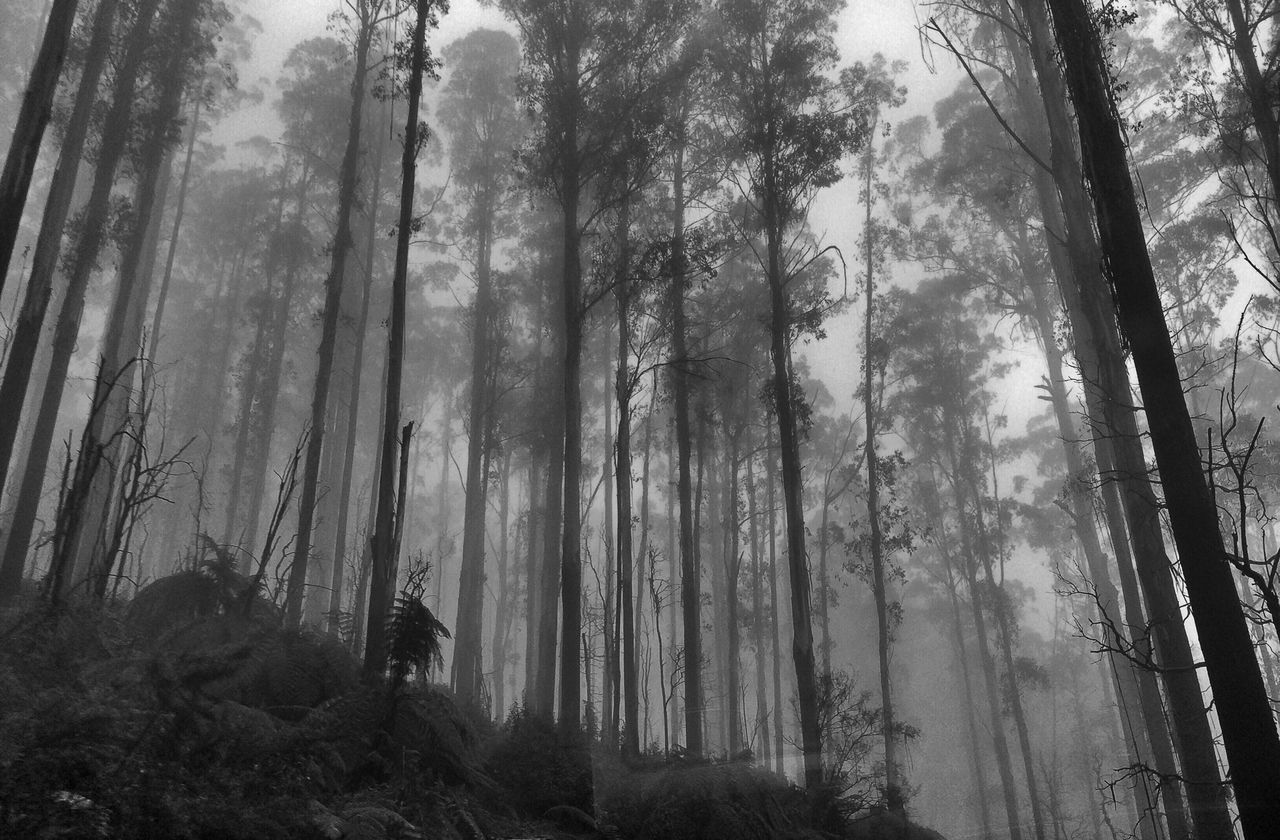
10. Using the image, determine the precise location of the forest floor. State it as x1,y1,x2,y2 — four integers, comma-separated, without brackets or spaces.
0,570,947,840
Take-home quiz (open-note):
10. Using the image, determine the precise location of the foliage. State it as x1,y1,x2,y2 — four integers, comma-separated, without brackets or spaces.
483,701,594,817
600,762,821,840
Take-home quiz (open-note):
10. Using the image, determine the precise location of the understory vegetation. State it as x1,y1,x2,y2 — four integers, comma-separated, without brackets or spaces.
0,560,941,840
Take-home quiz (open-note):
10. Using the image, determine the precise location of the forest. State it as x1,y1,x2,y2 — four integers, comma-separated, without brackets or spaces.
1,0,1279,838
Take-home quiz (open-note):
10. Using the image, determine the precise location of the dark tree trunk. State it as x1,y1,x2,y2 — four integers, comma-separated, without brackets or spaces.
4,0,163,600
0,0,120,604
364,0,426,675
454,188,498,703
1045,0,1280,834
288,4,376,629
615,202,640,757
0,0,80,291
670,125,703,757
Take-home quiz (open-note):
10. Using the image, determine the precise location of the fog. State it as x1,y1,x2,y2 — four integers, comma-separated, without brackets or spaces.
2,1,1279,839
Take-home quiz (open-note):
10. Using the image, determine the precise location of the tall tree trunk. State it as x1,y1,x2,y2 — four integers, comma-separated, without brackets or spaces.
492,449,514,718
364,0,425,675
615,202,640,757
670,124,703,756
764,183,822,791
327,145,383,631
288,3,376,629
766,422,785,775
0,0,79,291
5,0,163,600
0,0,120,605
724,427,743,756
746,447,770,769
62,0,201,596
454,191,498,703
861,149,900,810
1016,2,1234,834
1044,3,1280,835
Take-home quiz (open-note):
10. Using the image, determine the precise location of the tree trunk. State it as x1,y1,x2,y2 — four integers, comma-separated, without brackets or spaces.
766,422,785,775
764,181,822,791
746,447,770,769
0,0,80,291
861,149,900,810
288,5,376,629
6,0,163,600
1017,2,1234,834
0,0,121,604
1044,1,1280,834
454,187,498,703
364,0,425,675
670,125,703,757
615,202,640,757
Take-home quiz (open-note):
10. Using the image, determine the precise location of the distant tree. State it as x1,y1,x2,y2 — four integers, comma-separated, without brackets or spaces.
438,27,524,706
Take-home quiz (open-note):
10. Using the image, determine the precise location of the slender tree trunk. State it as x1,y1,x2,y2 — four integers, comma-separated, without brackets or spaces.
364,0,425,675
0,0,80,291
615,202,640,757
492,449,514,718
724,428,743,756
766,422,785,775
670,124,703,756
288,4,376,629
147,93,202,364
861,149,900,810
764,183,823,792
746,447,771,769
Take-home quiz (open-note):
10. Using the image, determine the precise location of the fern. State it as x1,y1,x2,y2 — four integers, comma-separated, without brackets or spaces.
386,595,450,689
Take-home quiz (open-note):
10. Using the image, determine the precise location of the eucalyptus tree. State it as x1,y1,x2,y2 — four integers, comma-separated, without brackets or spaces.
0,0,121,605
708,0,873,789
0,0,79,292
364,0,444,677
497,0,695,727
287,0,397,629
1044,0,1280,834
438,27,525,706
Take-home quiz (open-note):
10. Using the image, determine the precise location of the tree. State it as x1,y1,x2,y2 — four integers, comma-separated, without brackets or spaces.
710,0,869,790
365,0,441,676
438,27,524,706
286,0,392,629
499,0,693,728
1045,0,1280,834
0,0,79,292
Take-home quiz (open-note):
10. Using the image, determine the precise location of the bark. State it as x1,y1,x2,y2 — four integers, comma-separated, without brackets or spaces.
287,2,376,629
0,0,119,604
364,0,425,675
492,450,514,717
1045,0,1280,834
0,0,79,291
